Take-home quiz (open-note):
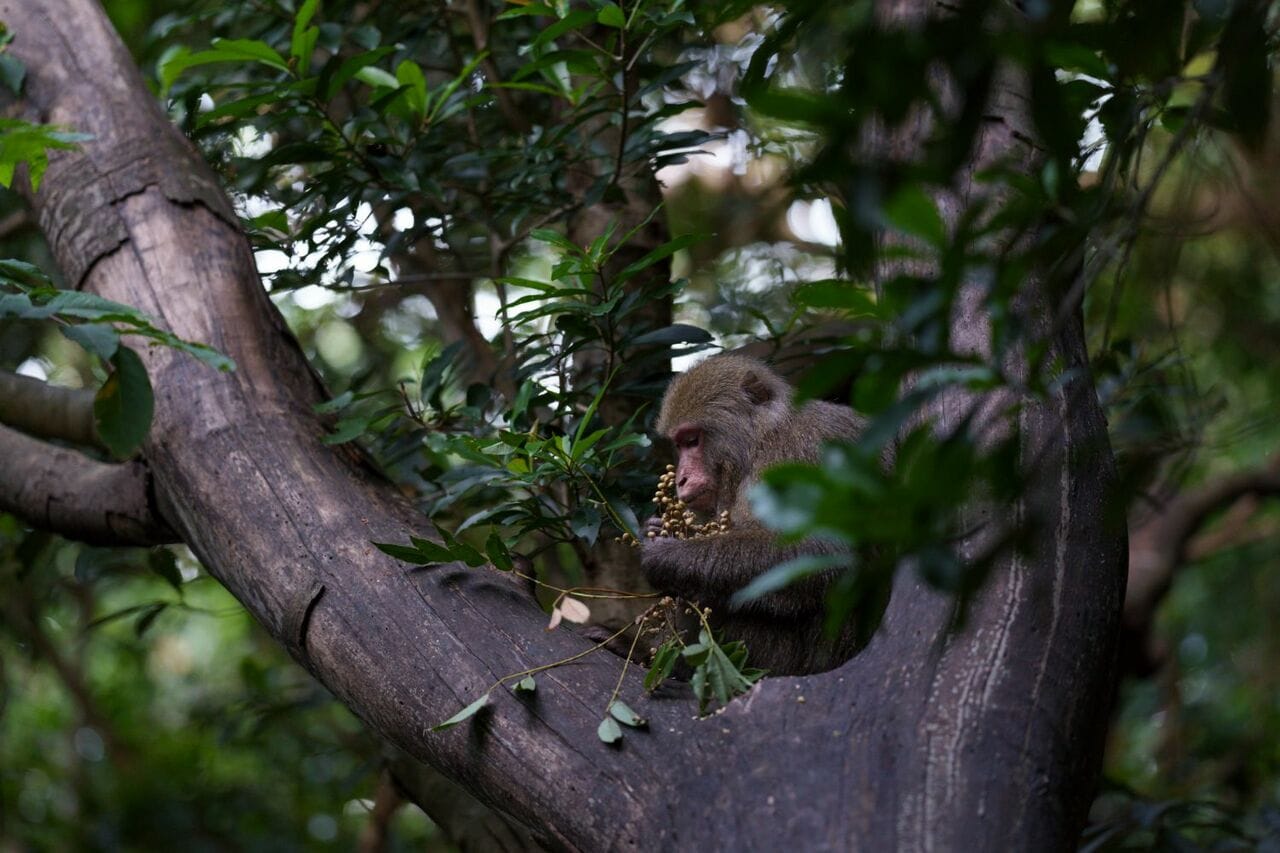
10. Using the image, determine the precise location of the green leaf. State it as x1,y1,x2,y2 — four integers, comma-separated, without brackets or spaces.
93,346,154,460
293,0,320,34
158,39,288,92
396,59,429,118
496,3,556,21
318,46,395,99
596,716,623,744
615,234,701,283
0,118,90,191
514,676,537,693
608,699,646,727
431,693,491,731
410,536,465,564
883,185,946,249
629,324,712,347
530,8,596,52
530,228,582,254
290,0,321,75
569,506,601,545
313,390,354,414
686,629,762,713
485,531,514,571
355,65,400,89
791,280,880,316
292,26,320,76
427,529,486,567
596,3,625,28
426,52,487,124
148,549,184,592
644,639,680,691
134,602,168,638
0,53,25,94
729,554,845,608
1044,40,1110,79
573,368,615,445
211,38,289,70
321,416,370,445
605,496,640,540
373,541,439,565
59,323,119,360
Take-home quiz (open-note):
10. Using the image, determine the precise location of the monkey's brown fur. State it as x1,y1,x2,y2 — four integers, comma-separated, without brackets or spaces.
641,354,865,675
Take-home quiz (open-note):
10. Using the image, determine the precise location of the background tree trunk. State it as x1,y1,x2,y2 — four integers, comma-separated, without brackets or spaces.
0,0,1125,848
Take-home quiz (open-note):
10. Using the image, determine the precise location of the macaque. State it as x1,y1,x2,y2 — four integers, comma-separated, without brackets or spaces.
640,354,865,676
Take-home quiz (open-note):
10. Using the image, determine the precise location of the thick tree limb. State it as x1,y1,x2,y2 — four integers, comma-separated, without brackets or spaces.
0,369,102,450
0,1,1125,849
0,422,175,545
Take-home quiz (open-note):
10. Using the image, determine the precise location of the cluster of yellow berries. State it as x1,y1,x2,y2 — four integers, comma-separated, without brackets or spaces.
616,465,731,547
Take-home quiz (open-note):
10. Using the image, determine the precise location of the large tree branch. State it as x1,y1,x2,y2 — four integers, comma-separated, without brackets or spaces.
0,1,1125,849
0,422,175,544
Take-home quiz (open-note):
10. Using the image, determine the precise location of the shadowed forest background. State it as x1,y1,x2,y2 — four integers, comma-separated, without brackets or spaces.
1,0,1279,849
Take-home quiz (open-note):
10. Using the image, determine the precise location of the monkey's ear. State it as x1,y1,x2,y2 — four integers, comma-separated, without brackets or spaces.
742,371,775,405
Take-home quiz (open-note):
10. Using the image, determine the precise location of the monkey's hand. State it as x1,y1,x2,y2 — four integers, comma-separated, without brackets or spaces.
639,534,705,602
641,528,847,619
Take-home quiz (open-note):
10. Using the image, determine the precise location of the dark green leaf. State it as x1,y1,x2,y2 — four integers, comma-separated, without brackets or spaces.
644,639,680,691
410,536,466,564
629,324,712,347
883,185,946,248
319,46,396,99
93,346,154,460
134,602,168,638
730,553,845,608
615,234,701,283
148,548,184,592
485,531,514,571
373,541,440,565
569,506,601,545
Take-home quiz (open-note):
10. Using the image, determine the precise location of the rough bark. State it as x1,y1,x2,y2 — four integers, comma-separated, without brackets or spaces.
0,1,1125,850
0,422,175,545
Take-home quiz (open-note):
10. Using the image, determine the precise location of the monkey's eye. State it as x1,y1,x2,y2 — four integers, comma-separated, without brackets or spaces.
674,428,701,449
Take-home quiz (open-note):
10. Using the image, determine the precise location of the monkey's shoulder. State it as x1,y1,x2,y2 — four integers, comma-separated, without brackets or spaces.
744,399,864,472
791,399,865,442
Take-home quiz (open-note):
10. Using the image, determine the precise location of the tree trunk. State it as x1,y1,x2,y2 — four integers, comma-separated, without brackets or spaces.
0,0,1125,849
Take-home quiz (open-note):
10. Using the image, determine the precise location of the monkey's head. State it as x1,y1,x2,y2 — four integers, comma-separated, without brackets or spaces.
655,354,792,516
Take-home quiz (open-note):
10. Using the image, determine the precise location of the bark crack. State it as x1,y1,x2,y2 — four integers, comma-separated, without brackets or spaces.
285,581,327,665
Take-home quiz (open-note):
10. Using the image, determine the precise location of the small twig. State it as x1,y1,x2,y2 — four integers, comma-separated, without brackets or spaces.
604,608,650,711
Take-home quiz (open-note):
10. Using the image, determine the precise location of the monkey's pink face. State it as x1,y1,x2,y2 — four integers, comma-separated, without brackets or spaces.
670,424,717,515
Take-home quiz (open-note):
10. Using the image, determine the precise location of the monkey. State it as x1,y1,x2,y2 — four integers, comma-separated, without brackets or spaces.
640,354,867,676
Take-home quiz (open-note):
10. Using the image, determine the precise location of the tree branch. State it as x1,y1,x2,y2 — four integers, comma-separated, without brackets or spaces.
0,369,103,450
0,422,176,545
1123,455,1280,672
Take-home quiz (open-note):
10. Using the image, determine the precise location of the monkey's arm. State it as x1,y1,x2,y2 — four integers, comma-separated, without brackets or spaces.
640,527,846,619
